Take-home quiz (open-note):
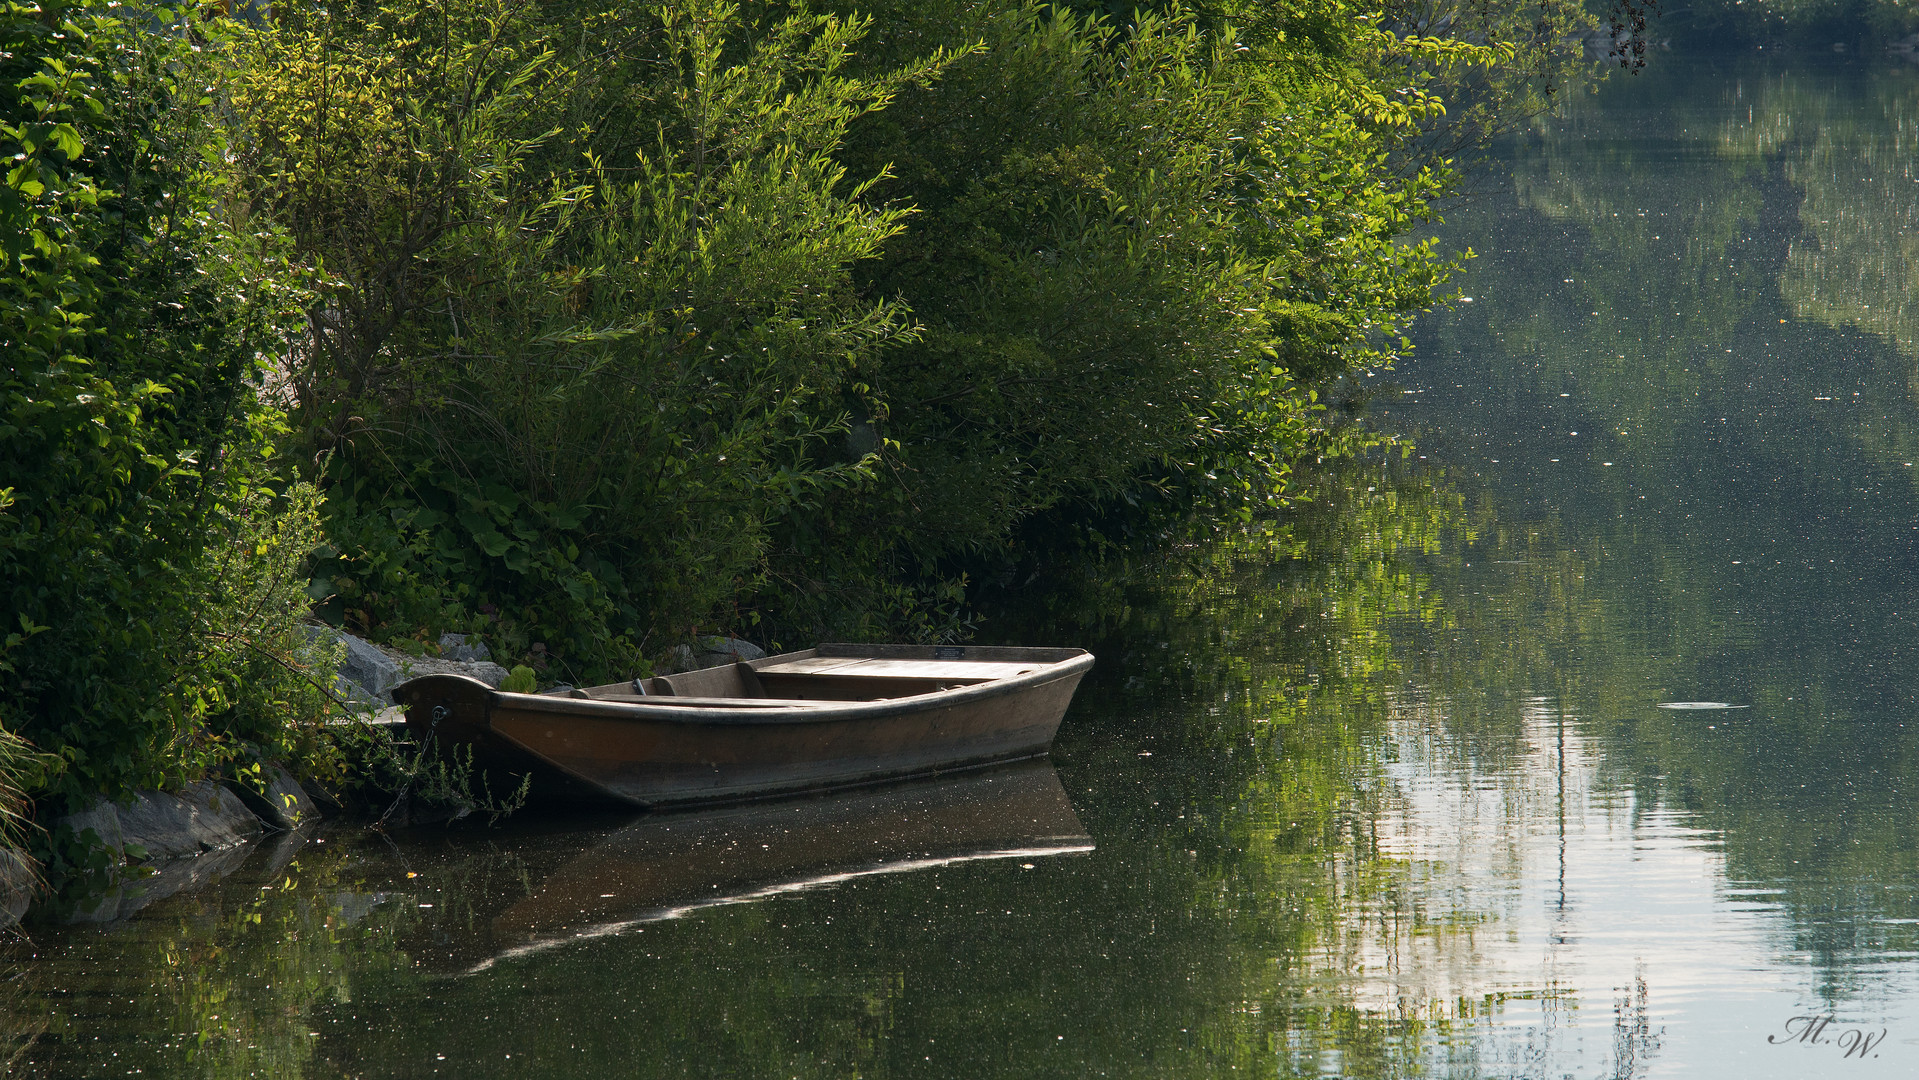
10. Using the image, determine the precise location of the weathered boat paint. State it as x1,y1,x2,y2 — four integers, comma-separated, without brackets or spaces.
393,644,1094,808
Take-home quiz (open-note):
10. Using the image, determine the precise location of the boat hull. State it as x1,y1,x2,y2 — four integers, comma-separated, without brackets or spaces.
394,645,1093,808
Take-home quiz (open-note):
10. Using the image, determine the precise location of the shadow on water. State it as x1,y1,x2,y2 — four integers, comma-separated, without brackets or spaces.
14,52,1919,1080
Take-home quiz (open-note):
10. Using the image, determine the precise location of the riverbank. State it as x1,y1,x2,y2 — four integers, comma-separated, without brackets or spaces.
6,622,795,923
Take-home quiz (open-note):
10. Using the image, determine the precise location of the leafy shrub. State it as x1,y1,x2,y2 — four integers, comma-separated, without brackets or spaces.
227,0,955,679
218,0,1587,673
1,0,320,806
748,0,1501,635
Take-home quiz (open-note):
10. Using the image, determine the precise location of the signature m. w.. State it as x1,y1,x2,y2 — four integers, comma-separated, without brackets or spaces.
1768,1016,1887,1060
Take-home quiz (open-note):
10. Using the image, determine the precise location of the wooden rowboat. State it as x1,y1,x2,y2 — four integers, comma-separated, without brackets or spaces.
392,643,1094,809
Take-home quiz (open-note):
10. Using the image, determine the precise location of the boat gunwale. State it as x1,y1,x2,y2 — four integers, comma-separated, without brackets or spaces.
396,649,1095,727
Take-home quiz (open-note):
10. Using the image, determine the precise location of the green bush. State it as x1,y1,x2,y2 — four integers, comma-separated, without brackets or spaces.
227,0,954,679
1,0,323,806
0,0,1590,851
752,0,1510,636
219,0,1586,674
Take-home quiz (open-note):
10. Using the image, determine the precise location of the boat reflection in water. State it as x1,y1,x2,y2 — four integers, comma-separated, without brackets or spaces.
466,760,1091,971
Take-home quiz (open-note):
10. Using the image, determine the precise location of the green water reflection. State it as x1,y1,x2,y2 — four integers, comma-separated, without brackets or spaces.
14,53,1919,1079
1395,52,1919,993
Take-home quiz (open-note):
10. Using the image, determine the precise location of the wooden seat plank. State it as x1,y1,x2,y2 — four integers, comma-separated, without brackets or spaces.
590,694,842,709
754,658,1044,679
752,655,871,675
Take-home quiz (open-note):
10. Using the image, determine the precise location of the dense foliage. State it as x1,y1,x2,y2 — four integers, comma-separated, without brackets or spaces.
2,0,1590,826
1,1,332,808
230,0,973,678
225,0,1570,683
769,0,1562,634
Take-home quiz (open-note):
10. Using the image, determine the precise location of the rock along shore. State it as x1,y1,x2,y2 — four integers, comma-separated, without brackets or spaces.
24,626,767,926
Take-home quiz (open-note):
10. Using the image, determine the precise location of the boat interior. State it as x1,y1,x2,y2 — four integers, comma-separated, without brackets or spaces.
543,647,1072,708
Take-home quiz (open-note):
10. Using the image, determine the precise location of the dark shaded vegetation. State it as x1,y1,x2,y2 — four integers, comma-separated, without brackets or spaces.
2,0,1597,870
25,0,1882,873
259,0,1528,672
1,2,333,817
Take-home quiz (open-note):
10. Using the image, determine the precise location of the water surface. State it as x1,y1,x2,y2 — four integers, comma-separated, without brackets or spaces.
13,53,1919,1079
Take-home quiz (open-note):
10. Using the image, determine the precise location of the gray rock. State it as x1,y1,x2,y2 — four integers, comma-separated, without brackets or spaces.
659,636,767,675
700,636,766,663
59,799,127,855
225,765,320,830
384,653,510,687
340,635,407,700
299,625,506,702
0,850,38,929
50,812,333,925
46,781,272,921
300,624,405,702
438,632,492,662
115,781,263,861
58,781,263,865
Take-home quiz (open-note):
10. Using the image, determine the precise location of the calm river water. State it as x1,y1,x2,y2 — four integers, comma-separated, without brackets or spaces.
14,54,1919,1079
